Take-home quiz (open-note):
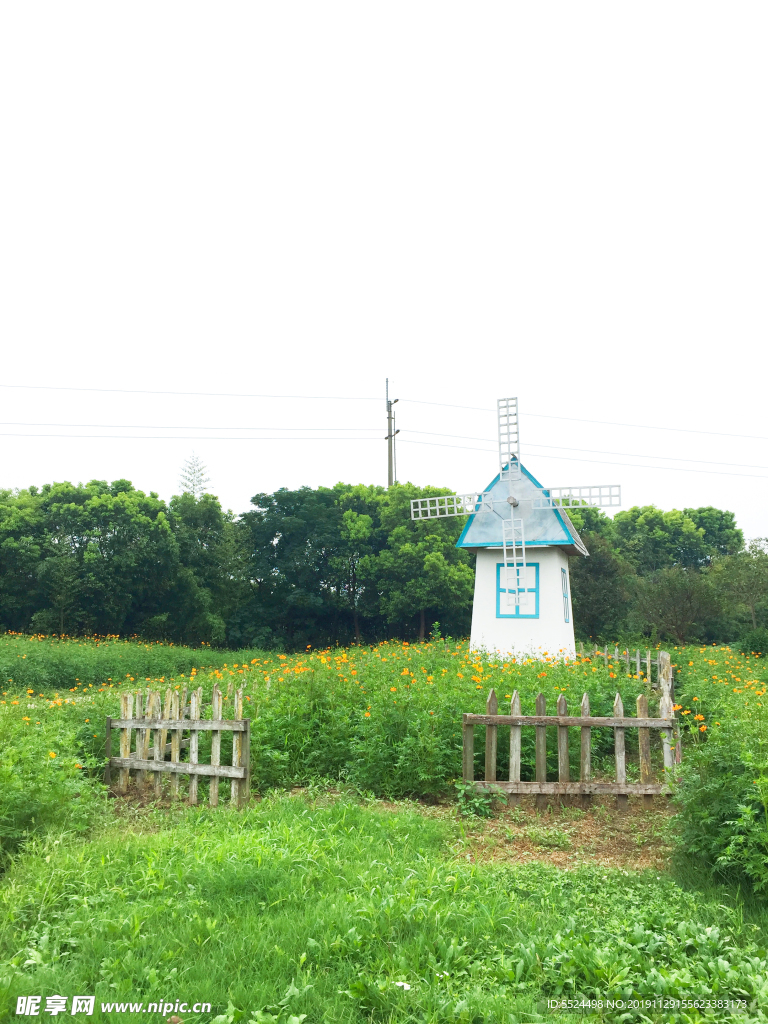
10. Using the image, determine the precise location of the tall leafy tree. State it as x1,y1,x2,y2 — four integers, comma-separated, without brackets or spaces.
361,484,474,640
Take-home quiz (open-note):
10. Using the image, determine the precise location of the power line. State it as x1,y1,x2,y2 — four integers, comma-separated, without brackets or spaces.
398,439,768,480
3,380,768,443
0,432,378,443
0,383,379,401
402,431,768,472
0,422,380,432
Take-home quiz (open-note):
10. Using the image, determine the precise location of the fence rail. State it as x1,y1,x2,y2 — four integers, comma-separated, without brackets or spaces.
104,683,250,807
462,651,678,808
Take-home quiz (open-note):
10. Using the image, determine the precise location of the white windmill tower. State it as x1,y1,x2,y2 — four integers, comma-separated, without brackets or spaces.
410,397,621,657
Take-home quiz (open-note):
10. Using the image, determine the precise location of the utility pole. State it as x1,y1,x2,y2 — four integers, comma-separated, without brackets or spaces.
385,378,399,487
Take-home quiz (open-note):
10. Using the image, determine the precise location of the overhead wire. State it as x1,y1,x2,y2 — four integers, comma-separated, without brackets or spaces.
2,381,768,442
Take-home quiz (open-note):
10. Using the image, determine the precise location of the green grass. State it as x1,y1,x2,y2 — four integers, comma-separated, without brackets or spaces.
2,796,768,1024
2,635,768,1021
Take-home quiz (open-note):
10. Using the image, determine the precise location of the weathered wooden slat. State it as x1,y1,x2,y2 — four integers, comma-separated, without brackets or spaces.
108,757,246,779
161,688,171,782
151,692,162,799
614,692,627,811
508,690,521,806
660,690,675,774
109,718,247,731
637,693,653,808
475,781,668,795
485,689,498,783
535,693,547,810
231,689,243,805
189,688,200,805
119,692,133,794
580,692,591,809
135,692,147,790
463,714,672,729
658,650,681,763
646,649,652,685
170,691,180,799
128,738,190,759
210,684,222,807
462,721,474,782
104,717,112,786
242,719,251,807
557,694,569,784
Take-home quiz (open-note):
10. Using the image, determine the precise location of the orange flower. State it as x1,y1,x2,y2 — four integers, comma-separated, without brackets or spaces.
364,712,370,717
699,725,707,732
390,686,397,692
694,714,704,721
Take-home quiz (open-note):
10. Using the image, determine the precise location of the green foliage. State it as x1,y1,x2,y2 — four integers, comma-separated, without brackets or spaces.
0,700,103,864
738,627,768,657
454,781,506,817
523,823,573,849
671,645,768,894
2,798,768,1023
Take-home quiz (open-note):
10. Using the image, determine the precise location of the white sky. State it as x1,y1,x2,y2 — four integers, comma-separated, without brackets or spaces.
1,3,766,538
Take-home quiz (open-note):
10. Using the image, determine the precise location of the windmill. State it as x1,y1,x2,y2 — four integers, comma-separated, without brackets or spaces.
410,397,621,655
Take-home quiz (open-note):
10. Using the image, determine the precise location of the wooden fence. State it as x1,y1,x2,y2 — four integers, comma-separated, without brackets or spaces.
579,642,677,691
104,683,250,807
462,651,678,808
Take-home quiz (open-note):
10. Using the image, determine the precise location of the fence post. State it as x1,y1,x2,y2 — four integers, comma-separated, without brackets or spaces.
557,694,569,801
508,690,521,807
485,689,498,783
614,692,627,811
242,718,251,807
170,690,180,799
646,650,652,687
134,692,146,791
535,692,547,810
660,678,675,781
462,717,474,783
189,687,200,805
104,717,112,787
210,684,222,807
119,692,133,795
636,693,653,808
658,651,680,762
580,692,591,809
150,691,162,799
232,688,243,805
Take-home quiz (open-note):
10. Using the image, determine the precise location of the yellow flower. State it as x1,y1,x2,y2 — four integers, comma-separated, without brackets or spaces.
49,751,56,758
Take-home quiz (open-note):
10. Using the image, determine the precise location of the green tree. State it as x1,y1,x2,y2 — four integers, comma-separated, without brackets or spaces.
711,539,768,629
361,484,474,640
632,566,721,643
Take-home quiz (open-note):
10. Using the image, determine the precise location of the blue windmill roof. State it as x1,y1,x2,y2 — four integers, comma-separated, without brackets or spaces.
455,463,589,556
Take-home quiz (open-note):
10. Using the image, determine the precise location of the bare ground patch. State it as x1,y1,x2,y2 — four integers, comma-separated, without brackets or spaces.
369,794,678,872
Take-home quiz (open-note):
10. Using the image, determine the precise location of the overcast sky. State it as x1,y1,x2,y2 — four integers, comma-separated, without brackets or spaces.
1,3,766,538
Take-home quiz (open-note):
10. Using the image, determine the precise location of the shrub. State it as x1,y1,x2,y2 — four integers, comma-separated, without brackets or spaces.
737,627,768,657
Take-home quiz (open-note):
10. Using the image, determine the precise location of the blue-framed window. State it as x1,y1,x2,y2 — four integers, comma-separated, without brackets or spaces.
496,562,539,618
562,567,570,623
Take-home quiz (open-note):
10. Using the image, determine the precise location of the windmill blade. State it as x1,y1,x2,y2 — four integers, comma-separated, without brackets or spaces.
501,516,527,606
532,485,621,509
410,492,493,520
498,397,522,488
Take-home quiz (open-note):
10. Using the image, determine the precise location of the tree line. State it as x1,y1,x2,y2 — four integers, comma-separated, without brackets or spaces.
0,478,765,648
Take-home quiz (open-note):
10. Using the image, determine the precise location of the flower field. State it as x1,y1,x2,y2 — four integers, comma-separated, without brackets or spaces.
1,635,768,1021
